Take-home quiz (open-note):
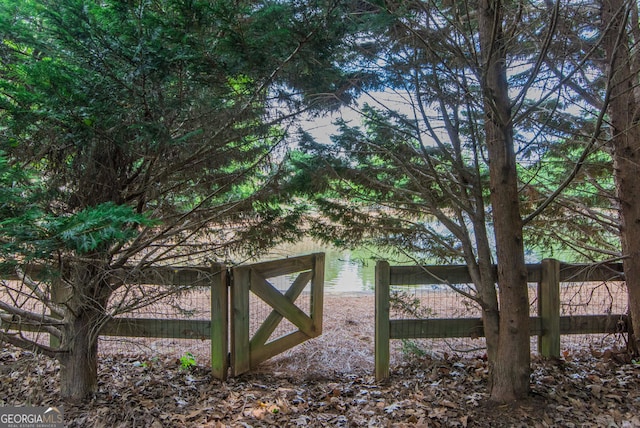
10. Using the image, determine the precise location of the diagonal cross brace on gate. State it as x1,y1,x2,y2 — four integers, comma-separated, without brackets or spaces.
211,253,325,380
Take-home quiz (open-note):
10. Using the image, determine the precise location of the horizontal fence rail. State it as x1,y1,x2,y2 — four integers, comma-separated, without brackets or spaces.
375,259,627,380
1,265,225,338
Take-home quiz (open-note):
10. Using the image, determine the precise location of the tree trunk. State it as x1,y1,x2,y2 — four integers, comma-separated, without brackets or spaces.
58,261,110,401
59,309,101,400
478,262,500,364
602,0,640,354
477,0,530,401
469,219,500,363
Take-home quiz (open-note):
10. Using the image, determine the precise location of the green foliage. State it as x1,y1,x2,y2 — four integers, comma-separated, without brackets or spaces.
0,152,42,219
519,142,618,261
1,151,156,272
50,202,157,254
0,0,362,267
133,360,149,369
179,352,197,371
289,0,617,266
291,100,479,260
390,290,434,319
0,151,54,266
400,339,428,360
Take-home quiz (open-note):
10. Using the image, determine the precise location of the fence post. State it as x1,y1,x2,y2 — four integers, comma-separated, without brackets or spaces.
375,261,390,381
50,278,70,348
210,265,228,380
230,266,251,376
538,258,560,358
311,253,325,335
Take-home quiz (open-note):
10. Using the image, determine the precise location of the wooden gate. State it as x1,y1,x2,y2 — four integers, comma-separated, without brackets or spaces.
210,253,324,379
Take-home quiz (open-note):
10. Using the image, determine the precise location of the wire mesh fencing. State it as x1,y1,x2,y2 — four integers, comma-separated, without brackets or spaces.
248,273,312,345
379,261,629,377
100,270,217,365
389,283,487,361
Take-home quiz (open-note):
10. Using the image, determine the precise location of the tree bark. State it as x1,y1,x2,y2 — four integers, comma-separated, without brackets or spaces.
468,218,500,363
602,0,640,355
58,261,110,401
477,0,530,401
59,309,101,400
477,258,500,364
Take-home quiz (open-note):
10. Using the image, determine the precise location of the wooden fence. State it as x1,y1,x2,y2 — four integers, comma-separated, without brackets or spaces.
1,253,325,380
375,259,628,380
1,265,227,373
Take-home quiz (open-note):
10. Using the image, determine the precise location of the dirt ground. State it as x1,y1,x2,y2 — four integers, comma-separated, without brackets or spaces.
2,292,640,427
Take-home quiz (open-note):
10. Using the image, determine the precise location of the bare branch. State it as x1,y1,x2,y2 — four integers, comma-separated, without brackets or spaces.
0,331,61,359
0,300,63,329
14,267,65,317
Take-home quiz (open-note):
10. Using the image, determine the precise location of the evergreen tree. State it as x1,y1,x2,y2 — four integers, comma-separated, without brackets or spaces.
0,0,359,400
290,0,608,402
601,0,640,354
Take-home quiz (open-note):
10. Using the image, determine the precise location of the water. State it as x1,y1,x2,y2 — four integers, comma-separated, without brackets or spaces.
254,239,387,293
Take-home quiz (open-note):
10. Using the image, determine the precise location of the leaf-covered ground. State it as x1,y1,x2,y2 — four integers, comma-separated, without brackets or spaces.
1,345,640,427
